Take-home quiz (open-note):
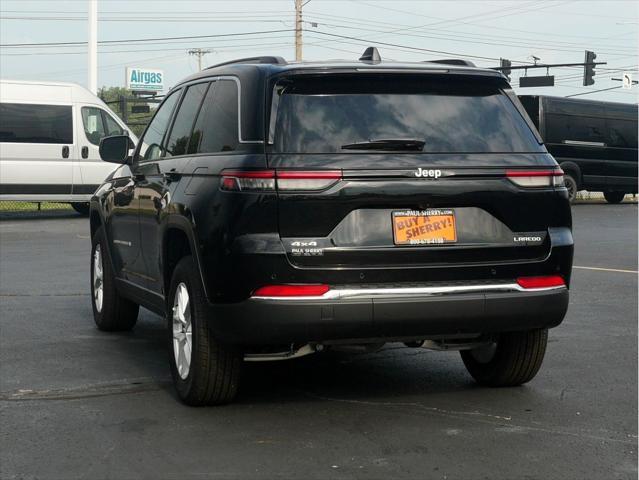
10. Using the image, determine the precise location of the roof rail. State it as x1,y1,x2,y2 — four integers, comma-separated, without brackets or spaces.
425,59,477,67
206,56,287,70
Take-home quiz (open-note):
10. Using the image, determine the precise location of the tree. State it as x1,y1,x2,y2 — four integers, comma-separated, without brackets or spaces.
97,86,155,137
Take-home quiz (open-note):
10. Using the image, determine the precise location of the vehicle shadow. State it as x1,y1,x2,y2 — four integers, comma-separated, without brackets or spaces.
237,348,476,405
106,309,477,406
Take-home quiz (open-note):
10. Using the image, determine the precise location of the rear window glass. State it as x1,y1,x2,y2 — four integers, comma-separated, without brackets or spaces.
0,103,73,144
165,82,209,157
271,76,543,154
190,79,240,154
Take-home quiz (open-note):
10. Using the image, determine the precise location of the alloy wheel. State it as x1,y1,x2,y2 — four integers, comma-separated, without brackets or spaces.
172,282,193,379
93,245,103,313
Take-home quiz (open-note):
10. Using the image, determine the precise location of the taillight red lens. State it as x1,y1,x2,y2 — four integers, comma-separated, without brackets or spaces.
276,170,342,191
516,275,565,289
506,169,564,188
221,169,343,192
220,170,275,191
252,284,330,297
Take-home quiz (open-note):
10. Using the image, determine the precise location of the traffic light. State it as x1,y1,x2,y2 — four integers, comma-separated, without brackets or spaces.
500,58,512,81
583,50,596,86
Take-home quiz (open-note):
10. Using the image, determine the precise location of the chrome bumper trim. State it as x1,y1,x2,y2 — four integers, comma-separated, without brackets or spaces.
251,283,566,301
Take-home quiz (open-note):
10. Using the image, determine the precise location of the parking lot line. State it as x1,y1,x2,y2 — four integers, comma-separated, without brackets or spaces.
574,265,638,274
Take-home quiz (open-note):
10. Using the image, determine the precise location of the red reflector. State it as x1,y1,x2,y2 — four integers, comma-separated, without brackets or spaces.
516,275,565,289
506,169,563,177
277,170,342,180
253,284,330,297
221,177,237,190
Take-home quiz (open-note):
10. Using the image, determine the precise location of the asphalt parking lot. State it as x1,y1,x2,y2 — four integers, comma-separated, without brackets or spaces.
0,204,637,480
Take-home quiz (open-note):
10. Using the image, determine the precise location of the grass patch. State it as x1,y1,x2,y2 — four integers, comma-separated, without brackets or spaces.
0,201,74,212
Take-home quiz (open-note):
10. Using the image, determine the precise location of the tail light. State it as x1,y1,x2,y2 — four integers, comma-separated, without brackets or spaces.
253,284,330,297
220,170,275,192
276,170,342,191
516,275,565,289
221,170,342,192
506,169,564,188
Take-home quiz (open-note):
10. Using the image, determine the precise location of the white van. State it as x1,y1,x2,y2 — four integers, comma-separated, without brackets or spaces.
0,80,137,214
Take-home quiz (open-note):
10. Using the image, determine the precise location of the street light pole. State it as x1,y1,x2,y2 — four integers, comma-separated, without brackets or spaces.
88,0,97,94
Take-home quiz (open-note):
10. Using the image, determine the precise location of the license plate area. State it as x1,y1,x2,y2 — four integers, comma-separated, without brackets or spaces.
392,209,457,245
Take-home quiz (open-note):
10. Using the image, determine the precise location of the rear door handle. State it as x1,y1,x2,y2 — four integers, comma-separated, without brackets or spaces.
62,146,69,158
163,171,181,183
81,146,89,159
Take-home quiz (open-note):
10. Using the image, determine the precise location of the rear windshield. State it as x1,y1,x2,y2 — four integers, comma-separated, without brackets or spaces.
271,75,543,154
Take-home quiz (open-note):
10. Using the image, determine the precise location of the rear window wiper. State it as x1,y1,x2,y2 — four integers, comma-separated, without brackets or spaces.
341,138,426,151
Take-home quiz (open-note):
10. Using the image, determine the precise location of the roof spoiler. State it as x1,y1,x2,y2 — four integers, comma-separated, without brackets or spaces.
206,56,287,70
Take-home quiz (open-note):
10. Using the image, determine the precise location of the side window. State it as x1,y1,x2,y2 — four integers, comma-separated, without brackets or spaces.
81,107,106,145
546,114,606,145
164,83,209,158
138,90,180,161
608,119,637,148
102,111,124,136
190,79,239,154
0,103,73,144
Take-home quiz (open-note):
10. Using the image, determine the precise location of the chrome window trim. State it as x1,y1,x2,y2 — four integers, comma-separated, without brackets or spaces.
563,140,606,147
251,283,566,301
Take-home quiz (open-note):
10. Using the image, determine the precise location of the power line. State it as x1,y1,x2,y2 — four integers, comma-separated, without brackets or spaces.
315,1,553,61
344,0,575,41
565,86,625,97
0,9,292,14
0,29,296,48
303,12,636,53
351,0,544,28
308,5,636,44
0,36,297,56
308,30,503,62
303,17,636,57
0,15,291,23
188,48,211,71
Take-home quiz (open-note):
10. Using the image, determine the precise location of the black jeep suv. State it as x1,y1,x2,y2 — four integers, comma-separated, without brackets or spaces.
90,51,573,405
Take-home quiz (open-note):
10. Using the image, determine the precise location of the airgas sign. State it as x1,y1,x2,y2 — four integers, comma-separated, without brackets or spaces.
125,67,164,93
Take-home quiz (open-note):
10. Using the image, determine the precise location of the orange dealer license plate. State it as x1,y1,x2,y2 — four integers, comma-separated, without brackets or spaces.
392,209,457,245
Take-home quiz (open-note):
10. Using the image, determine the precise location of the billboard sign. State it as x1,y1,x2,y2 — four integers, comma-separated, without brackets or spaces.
126,67,164,93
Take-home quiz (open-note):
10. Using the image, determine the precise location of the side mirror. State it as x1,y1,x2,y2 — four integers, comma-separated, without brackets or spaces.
99,135,135,164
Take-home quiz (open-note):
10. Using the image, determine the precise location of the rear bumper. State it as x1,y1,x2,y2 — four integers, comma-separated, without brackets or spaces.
208,283,569,345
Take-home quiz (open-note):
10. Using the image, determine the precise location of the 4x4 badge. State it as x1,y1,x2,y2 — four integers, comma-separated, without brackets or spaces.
415,168,442,179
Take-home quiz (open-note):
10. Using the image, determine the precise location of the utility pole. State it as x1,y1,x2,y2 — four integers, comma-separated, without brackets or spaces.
295,0,303,61
88,0,97,94
188,48,211,72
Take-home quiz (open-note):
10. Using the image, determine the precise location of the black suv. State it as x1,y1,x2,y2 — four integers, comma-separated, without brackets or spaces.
91,51,573,405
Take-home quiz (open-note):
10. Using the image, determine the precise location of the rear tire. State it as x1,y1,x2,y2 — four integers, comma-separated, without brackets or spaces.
563,173,578,203
167,256,242,406
603,191,625,204
91,227,139,331
72,202,90,216
460,329,548,387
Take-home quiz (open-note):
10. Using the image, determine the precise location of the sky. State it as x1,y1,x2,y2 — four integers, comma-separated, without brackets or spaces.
0,0,637,102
